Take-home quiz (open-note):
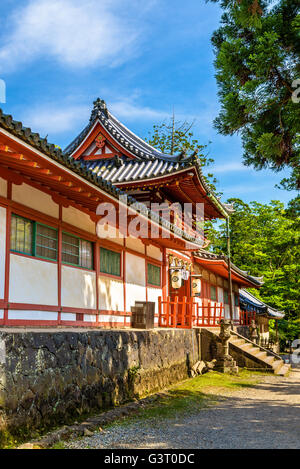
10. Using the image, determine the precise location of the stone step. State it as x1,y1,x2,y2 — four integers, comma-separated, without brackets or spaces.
230,338,245,346
275,363,291,376
263,355,276,365
253,351,268,360
239,343,258,353
272,359,285,372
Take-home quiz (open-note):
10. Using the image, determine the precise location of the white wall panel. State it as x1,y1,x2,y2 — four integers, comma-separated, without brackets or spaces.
12,183,59,218
126,236,145,254
99,314,125,323
8,310,58,320
147,287,162,314
98,276,124,311
84,314,97,322
0,310,3,319
146,245,162,261
63,206,95,234
9,254,58,305
61,313,77,321
125,252,146,311
61,265,96,309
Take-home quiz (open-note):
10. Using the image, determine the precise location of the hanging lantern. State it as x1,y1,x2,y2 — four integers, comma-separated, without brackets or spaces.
171,269,182,289
192,278,201,296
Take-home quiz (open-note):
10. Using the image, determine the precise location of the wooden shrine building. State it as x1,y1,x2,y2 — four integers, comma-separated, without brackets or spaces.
0,99,265,329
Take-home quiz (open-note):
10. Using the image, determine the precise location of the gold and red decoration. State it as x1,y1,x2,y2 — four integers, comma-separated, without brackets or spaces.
95,133,106,149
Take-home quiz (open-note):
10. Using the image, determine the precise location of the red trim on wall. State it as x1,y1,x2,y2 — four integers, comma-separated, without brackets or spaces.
3,182,12,325
57,205,62,325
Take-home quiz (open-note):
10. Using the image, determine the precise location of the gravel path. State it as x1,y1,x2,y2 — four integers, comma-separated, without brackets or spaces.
66,369,300,449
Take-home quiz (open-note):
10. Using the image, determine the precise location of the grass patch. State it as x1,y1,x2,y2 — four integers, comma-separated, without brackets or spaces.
106,370,268,427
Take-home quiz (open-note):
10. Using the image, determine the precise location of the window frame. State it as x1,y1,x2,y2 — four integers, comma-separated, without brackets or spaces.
99,246,122,278
210,284,217,302
10,214,58,262
62,231,94,270
223,289,229,305
147,262,161,287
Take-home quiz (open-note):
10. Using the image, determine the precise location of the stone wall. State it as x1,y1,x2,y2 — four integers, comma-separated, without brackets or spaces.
0,328,200,438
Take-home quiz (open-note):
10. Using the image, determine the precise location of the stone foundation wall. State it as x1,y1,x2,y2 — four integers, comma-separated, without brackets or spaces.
0,328,200,437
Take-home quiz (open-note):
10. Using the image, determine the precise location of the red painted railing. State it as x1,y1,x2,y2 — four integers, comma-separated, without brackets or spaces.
158,296,224,329
239,310,256,325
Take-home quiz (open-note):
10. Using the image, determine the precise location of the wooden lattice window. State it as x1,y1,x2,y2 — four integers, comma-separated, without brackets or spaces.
147,263,161,287
100,247,121,277
62,232,93,269
223,289,229,304
210,285,217,301
10,214,58,260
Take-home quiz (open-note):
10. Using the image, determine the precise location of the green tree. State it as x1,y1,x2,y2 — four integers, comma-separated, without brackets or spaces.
210,0,300,190
207,197,300,322
145,117,218,190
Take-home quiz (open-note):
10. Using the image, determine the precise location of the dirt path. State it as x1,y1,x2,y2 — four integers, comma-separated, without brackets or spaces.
66,369,300,449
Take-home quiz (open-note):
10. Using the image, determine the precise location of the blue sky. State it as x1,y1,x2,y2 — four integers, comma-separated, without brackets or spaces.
0,0,297,206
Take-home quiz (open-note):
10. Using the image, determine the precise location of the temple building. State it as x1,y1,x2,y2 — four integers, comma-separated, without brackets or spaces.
0,99,270,330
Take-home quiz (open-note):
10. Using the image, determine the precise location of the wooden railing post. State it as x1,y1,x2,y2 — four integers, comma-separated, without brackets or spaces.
158,296,162,327
174,296,178,328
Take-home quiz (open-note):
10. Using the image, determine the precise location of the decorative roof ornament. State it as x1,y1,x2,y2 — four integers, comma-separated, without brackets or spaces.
90,98,109,123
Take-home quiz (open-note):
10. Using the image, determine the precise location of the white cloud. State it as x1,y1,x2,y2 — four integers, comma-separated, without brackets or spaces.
0,0,151,73
109,99,170,121
20,104,90,135
18,96,169,136
211,162,249,174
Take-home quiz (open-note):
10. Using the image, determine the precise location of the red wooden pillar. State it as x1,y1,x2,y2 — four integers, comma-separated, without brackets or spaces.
4,182,12,325
57,205,62,326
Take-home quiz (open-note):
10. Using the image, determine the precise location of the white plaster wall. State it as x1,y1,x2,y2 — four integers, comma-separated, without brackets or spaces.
84,314,97,322
61,265,96,309
147,287,162,314
146,245,162,261
126,252,145,285
125,252,146,311
96,224,124,245
99,314,125,324
126,236,145,254
0,310,3,319
12,183,59,218
63,206,95,234
0,206,6,299
98,276,124,311
9,254,58,305
61,313,76,321
8,310,58,320
0,177,7,197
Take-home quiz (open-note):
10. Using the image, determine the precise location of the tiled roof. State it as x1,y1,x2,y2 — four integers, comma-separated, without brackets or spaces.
64,98,191,162
84,155,191,184
239,289,285,319
195,249,264,286
0,108,205,248
63,99,235,217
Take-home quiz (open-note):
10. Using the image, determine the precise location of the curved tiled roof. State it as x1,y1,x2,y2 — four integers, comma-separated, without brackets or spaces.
0,108,205,248
64,98,190,162
239,289,285,319
195,249,264,287
84,155,192,184
64,99,235,217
